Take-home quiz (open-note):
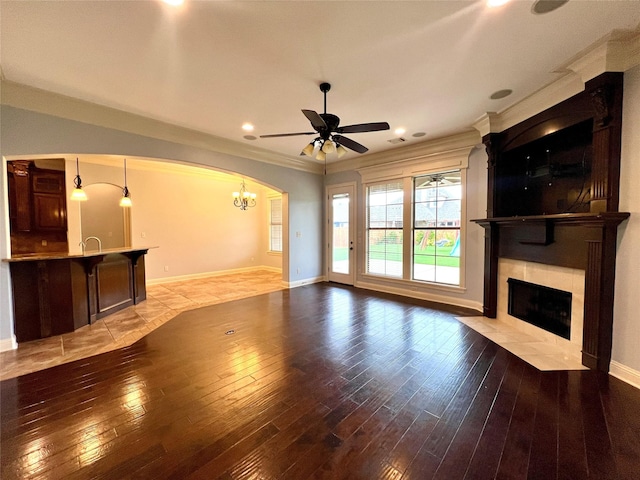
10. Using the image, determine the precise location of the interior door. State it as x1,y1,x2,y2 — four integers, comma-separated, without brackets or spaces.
327,184,355,285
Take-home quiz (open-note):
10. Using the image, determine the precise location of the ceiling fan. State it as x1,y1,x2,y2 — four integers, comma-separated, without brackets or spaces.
260,82,390,160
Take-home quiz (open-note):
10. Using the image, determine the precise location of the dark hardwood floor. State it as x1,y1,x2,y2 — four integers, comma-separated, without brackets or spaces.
2,283,639,479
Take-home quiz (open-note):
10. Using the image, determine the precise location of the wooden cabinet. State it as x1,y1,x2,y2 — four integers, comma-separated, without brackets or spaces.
33,193,66,230
7,160,69,254
31,170,67,230
8,249,149,343
7,161,32,232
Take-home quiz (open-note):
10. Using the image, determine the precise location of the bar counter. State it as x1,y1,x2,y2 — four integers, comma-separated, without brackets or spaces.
3,247,155,343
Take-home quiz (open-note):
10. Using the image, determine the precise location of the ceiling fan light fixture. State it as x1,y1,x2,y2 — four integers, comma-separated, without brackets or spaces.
260,82,389,157
302,142,315,156
336,145,348,159
316,149,326,161
322,140,336,154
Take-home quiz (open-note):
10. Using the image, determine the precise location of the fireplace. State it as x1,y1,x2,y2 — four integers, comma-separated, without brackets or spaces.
496,258,585,361
472,72,630,371
507,278,572,340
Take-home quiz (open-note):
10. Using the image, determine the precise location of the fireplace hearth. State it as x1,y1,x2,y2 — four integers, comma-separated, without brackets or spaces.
507,278,572,340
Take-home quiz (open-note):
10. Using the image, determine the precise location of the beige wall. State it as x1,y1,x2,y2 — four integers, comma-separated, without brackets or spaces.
66,158,281,281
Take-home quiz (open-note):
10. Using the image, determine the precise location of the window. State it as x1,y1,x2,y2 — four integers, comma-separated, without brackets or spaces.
364,170,463,287
413,171,461,285
269,197,282,252
366,181,403,277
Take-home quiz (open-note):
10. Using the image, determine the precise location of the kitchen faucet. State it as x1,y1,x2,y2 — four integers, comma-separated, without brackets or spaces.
80,236,102,253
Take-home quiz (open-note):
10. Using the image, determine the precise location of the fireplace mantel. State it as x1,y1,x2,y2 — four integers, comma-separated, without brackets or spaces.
476,72,628,372
472,212,630,227
472,213,629,371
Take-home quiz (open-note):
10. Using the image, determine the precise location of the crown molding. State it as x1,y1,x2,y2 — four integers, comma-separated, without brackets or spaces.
473,72,585,137
473,28,640,138
563,30,640,83
0,80,323,175
357,142,475,184
327,129,480,175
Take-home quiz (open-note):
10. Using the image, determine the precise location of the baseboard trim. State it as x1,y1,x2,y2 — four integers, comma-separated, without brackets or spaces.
285,276,326,289
355,280,483,313
610,361,640,390
147,266,282,285
0,335,18,352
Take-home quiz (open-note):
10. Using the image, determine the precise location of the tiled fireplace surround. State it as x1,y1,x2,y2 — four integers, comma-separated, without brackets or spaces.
497,258,585,362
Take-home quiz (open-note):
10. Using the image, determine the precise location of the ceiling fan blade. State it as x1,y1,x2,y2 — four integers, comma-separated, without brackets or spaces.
302,109,327,130
337,122,390,134
260,131,316,138
334,135,368,154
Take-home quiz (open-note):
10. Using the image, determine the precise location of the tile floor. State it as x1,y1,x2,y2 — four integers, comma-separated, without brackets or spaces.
0,269,285,381
0,273,587,381
456,315,587,371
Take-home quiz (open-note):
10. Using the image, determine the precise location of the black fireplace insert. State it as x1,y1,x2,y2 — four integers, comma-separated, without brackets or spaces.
507,278,572,340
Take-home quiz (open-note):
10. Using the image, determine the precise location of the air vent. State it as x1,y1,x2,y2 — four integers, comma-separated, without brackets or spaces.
388,138,406,144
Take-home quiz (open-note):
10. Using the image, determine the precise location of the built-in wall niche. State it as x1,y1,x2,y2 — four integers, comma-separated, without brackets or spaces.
495,119,593,217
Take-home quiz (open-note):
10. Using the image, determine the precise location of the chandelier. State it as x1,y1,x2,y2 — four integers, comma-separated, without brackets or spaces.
232,180,257,210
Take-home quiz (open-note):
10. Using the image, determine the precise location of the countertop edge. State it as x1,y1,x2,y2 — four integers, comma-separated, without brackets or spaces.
3,246,158,263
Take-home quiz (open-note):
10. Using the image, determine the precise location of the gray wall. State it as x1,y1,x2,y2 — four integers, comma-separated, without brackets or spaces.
0,105,324,344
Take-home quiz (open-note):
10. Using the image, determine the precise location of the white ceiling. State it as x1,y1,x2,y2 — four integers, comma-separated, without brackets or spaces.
1,1,639,164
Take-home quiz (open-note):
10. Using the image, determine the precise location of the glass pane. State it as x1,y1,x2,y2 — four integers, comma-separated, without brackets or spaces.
435,199,461,226
367,229,402,277
413,230,435,281
413,229,460,284
367,205,386,227
270,225,282,251
332,194,350,274
386,205,403,228
414,171,462,228
366,182,404,279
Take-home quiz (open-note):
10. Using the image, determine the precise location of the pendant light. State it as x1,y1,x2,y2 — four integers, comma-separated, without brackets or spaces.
70,157,88,201
119,158,132,207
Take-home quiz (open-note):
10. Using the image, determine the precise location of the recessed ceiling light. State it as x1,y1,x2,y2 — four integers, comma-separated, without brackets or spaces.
487,0,511,8
490,89,513,100
243,135,257,141
394,127,406,136
162,0,184,6
412,132,426,138
532,0,568,15
242,123,254,132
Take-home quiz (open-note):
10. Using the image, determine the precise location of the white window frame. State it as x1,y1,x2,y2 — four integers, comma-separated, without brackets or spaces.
358,146,471,292
365,181,405,278
412,170,463,286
